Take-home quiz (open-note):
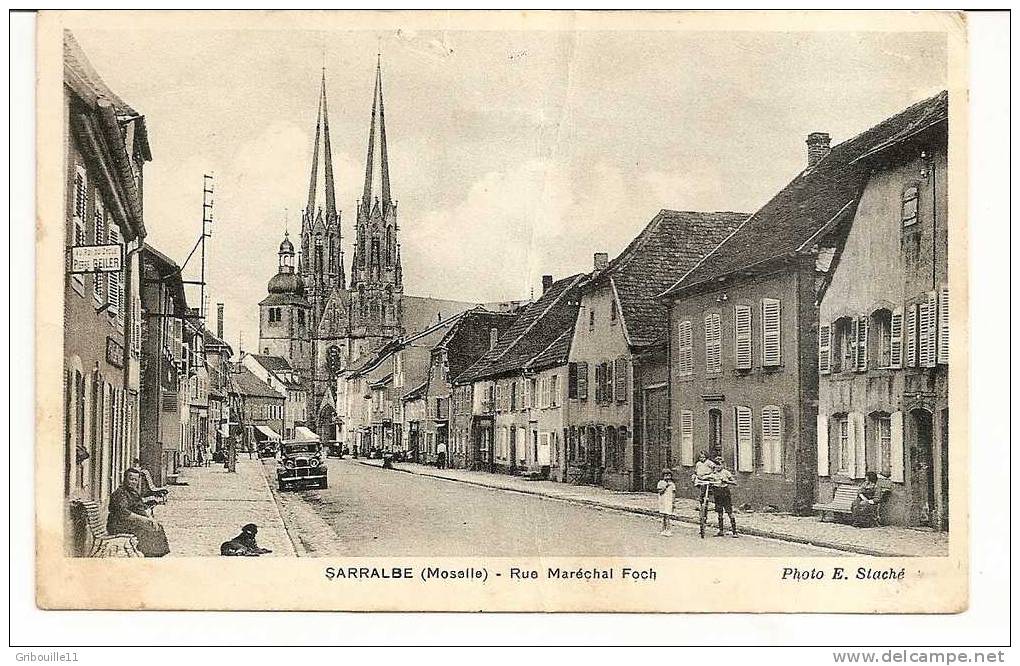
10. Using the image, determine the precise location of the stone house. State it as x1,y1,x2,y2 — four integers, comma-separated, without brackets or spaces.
454,274,584,476
814,91,949,529
566,211,746,490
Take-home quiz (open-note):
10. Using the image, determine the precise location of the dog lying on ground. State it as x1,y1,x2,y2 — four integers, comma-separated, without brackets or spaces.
220,523,273,556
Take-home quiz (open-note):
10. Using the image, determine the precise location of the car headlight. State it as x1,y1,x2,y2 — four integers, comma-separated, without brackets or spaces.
310,457,320,467
284,459,295,469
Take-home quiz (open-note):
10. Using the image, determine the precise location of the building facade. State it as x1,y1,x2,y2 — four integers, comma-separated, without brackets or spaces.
243,353,309,440
63,33,150,536
815,92,949,529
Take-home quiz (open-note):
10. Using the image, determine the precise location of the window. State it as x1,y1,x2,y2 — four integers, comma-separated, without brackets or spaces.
871,309,893,369
761,298,781,366
613,358,627,402
708,408,723,460
550,374,559,407
832,317,856,373
761,406,783,473
704,313,721,374
510,382,518,411
876,414,892,477
610,300,618,325
588,311,595,332
567,363,578,399
297,309,305,325
677,320,694,376
734,305,752,370
901,185,919,227
837,415,851,475
576,362,588,400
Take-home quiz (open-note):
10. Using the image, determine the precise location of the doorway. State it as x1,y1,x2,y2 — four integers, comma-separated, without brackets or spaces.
909,409,935,527
642,387,669,491
708,408,723,459
940,409,949,531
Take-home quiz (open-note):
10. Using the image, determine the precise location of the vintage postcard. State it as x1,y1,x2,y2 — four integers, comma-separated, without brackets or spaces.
36,10,969,612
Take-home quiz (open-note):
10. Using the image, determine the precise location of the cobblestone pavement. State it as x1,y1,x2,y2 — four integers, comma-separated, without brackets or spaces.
266,458,843,557
353,460,949,557
158,459,297,557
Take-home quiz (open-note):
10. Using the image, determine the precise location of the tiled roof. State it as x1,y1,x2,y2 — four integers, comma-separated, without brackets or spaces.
402,295,480,336
64,31,135,115
203,329,233,355
401,380,428,402
250,354,292,373
229,367,284,400
661,90,949,296
526,328,573,372
599,210,747,347
455,274,584,382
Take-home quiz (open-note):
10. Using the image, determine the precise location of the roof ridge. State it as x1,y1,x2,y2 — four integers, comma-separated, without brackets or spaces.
656,212,752,299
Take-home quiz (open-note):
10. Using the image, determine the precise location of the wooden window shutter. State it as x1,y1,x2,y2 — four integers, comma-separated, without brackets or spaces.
890,411,904,482
577,362,588,400
92,201,106,300
614,358,627,402
734,305,752,370
679,410,694,466
107,223,121,315
761,298,782,367
678,321,693,376
905,304,918,367
848,317,858,370
856,315,869,371
567,363,578,399
920,292,937,368
73,165,88,222
818,322,832,374
889,307,904,369
816,414,829,477
762,406,783,473
604,362,614,403
937,285,950,365
704,313,722,373
593,364,601,402
734,405,753,472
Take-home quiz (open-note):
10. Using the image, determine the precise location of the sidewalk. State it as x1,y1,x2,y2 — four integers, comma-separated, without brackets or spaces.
354,459,949,557
157,459,297,557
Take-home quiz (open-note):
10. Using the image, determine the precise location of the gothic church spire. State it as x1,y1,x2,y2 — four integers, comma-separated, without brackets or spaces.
306,69,337,217
361,55,391,211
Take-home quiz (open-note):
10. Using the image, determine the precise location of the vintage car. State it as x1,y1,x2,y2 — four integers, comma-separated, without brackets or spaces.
276,440,328,491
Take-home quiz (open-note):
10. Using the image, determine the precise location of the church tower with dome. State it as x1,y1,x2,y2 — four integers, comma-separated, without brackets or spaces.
257,231,312,383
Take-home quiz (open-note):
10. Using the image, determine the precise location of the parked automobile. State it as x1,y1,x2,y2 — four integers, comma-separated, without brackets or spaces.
325,440,344,458
277,440,328,491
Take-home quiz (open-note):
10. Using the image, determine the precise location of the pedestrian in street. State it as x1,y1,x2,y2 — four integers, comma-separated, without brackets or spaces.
437,440,448,469
656,468,677,536
711,455,738,538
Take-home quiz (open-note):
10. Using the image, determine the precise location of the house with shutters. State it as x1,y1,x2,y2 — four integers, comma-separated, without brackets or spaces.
815,91,949,530
659,90,949,516
454,274,584,478
565,211,746,491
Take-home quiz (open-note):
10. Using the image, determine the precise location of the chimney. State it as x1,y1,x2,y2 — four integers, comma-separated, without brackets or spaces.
593,252,609,271
216,303,224,339
806,132,831,169
542,275,553,293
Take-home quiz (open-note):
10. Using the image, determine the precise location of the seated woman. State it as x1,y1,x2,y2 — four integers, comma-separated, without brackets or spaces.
851,471,882,528
107,468,171,557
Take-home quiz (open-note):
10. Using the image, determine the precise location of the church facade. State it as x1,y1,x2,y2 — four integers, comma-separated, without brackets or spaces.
259,61,479,440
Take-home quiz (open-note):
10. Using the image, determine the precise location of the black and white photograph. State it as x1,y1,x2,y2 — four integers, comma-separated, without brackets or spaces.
29,10,978,616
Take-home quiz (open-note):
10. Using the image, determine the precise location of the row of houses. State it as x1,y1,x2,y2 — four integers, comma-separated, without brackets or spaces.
61,34,317,555
335,90,949,530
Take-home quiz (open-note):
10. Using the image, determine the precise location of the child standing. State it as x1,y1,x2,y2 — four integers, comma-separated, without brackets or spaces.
656,469,677,536
711,455,738,537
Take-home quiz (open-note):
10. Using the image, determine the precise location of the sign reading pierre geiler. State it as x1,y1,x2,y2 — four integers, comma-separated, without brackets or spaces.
70,244,122,273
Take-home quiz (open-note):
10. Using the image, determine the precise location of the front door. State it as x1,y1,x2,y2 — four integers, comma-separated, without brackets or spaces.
642,386,669,491
909,409,935,527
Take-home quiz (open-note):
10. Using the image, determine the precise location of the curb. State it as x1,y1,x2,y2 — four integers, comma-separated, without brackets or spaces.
255,460,304,557
351,459,904,557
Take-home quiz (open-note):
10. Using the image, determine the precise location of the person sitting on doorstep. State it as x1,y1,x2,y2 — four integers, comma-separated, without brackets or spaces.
107,468,171,557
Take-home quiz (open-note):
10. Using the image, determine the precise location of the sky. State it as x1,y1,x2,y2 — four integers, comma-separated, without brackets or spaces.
73,26,947,350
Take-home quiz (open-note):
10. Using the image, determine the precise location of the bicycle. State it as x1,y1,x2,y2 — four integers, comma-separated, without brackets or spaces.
692,476,713,539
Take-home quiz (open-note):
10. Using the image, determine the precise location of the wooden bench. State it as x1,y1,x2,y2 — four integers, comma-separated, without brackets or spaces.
812,484,860,522
139,467,169,507
69,499,143,558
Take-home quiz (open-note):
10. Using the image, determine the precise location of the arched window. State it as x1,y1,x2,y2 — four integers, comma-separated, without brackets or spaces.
329,236,337,273
314,235,323,274
386,227,393,265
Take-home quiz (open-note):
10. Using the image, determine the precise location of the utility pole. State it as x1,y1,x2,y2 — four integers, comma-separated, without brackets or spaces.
200,174,214,322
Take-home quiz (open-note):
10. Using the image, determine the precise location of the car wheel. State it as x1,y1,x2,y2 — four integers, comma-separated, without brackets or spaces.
278,481,286,492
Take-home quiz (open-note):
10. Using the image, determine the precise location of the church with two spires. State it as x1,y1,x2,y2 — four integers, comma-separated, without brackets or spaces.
258,60,479,438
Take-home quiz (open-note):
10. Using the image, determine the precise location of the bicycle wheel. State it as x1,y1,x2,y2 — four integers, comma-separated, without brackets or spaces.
699,494,708,539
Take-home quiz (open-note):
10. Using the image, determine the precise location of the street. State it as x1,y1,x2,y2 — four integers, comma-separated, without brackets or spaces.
267,459,842,557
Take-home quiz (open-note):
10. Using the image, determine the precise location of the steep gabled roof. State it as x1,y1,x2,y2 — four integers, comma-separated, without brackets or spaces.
455,274,584,383
597,210,746,347
660,90,948,298
229,367,284,400
526,328,573,372
250,354,293,373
